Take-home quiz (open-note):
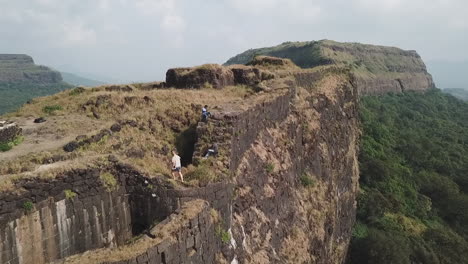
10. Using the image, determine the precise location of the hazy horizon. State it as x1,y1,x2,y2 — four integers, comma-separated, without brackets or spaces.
1,0,467,84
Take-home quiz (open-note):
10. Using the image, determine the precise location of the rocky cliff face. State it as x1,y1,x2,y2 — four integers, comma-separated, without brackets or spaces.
0,42,435,264
225,40,435,95
224,70,359,263
0,54,63,83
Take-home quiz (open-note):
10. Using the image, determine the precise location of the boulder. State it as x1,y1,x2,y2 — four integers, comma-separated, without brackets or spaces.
125,148,145,158
33,117,46,123
140,82,166,90
92,110,100,119
166,64,235,89
110,123,122,132
105,85,134,92
229,66,275,86
63,141,79,152
165,63,278,90
95,95,111,107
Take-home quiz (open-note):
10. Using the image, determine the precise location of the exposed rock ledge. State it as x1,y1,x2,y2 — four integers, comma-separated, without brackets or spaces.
224,40,435,95
0,54,63,83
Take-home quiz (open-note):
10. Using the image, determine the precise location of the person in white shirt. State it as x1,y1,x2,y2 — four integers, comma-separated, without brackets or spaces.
171,150,184,182
201,105,211,122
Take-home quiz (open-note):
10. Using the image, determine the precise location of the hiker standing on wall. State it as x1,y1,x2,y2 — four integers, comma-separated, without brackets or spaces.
171,150,184,182
202,105,211,122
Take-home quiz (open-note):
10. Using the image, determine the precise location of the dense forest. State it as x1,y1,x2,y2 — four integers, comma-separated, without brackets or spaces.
0,82,72,114
348,89,468,264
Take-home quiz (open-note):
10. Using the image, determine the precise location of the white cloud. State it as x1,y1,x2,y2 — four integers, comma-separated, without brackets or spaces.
35,0,61,6
61,21,97,46
228,0,280,13
98,0,111,11
355,0,405,11
133,0,186,46
135,0,176,15
161,14,186,32
0,0,467,81
227,0,322,22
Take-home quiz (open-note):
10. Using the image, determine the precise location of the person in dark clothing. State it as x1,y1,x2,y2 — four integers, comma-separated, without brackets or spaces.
204,143,218,158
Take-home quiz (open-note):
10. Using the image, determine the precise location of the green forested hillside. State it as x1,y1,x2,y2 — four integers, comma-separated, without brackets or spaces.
225,41,328,68
0,54,74,115
0,82,72,114
348,89,468,264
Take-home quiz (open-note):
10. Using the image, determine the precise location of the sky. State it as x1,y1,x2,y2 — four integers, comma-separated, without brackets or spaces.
0,0,467,83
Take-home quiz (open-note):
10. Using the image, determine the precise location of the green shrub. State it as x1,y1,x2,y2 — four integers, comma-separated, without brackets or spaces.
0,142,12,152
64,189,77,199
349,228,411,264
300,173,315,187
42,105,63,114
100,172,117,192
352,222,369,239
216,225,231,244
265,163,275,174
0,136,24,152
23,201,34,212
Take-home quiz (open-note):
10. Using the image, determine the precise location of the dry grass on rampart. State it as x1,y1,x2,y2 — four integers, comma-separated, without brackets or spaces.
0,83,267,190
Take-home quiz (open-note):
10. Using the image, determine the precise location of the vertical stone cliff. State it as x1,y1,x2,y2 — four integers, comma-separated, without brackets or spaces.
191,67,360,263
0,43,434,264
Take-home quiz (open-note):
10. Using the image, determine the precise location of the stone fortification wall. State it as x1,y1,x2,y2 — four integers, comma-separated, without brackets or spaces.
1,60,361,264
61,200,225,264
0,160,235,264
0,122,22,144
108,200,221,264
0,168,132,264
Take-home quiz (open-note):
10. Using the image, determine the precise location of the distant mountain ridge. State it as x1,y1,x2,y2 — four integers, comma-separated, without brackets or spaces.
0,54,72,114
0,54,63,83
61,72,106,87
226,40,435,95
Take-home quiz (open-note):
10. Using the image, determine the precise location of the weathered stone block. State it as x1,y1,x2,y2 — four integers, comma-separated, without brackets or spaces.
0,121,22,144
136,253,148,263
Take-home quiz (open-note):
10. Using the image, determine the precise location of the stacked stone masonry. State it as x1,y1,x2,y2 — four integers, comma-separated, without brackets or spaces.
0,169,132,264
102,201,222,264
0,121,22,144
